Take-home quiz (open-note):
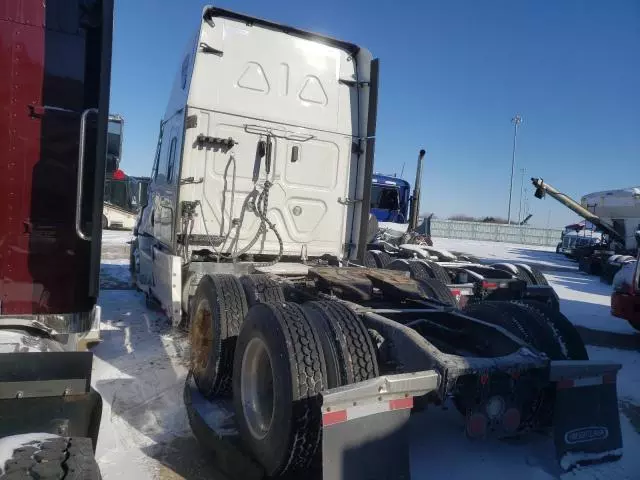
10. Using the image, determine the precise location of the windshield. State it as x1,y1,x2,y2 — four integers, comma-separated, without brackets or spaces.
371,184,400,210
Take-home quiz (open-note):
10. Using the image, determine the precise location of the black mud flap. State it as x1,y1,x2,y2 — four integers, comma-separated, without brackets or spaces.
320,371,439,480
0,352,102,449
550,361,623,471
183,374,264,480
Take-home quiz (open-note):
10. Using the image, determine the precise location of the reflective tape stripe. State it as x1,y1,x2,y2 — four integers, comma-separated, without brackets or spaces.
322,410,348,426
323,397,414,427
390,397,413,410
557,374,616,390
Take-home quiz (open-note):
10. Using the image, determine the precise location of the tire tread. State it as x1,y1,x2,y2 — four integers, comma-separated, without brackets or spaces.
303,301,379,387
1,436,100,480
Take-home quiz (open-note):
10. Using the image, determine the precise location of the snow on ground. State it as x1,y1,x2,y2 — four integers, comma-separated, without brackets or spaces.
546,272,639,336
410,406,640,480
93,288,225,480
102,229,133,245
92,233,640,479
588,347,640,404
433,237,576,272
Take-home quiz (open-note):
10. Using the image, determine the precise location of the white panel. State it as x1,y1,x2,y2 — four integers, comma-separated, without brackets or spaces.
189,18,357,136
182,109,352,257
284,140,339,190
286,198,327,234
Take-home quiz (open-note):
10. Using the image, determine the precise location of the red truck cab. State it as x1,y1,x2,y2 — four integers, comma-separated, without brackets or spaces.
0,0,113,457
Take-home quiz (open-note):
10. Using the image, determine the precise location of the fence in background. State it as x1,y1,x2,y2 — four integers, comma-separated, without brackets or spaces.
429,219,562,247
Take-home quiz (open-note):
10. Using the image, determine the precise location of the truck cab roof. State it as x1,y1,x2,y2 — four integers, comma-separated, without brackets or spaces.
372,174,410,188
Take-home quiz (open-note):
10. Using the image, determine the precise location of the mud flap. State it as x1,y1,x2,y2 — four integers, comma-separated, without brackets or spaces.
320,371,439,480
549,360,623,471
0,352,102,449
151,247,182,327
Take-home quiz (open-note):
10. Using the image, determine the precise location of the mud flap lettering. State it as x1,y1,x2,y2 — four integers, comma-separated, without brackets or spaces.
550,361,623,471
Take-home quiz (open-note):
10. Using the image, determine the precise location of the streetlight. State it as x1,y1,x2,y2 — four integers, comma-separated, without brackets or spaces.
507,114,523,224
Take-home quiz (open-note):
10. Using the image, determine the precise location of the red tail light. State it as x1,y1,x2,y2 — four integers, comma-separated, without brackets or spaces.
482,281,498,289
502,408,521,433
466,413,487,438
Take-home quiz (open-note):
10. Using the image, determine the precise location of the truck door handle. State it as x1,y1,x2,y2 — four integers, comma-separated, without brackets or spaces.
75,108,98,241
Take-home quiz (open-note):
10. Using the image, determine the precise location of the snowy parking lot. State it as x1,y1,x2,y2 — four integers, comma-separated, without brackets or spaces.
93,232,640,479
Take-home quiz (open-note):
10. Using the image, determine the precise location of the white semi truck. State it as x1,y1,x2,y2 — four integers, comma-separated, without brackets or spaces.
130,6,624,479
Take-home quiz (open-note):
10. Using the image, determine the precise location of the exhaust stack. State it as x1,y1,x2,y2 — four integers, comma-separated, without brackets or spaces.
408,149,426,231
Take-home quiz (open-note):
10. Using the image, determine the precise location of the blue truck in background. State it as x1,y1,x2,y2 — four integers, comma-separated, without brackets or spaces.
370,174,411,223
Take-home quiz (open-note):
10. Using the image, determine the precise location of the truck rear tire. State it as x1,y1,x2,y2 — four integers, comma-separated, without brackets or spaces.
302,300,379,388
189,274,248,398
364,250,379,268
513,264,549,286
492,263,531,284
416,259,452,284
464,301,567,359
461,301,573,425
233,302,326,477
0,435,100,479
369,250,392,268
240,274,285,307
513,301,588,360
418,278,458,307
578,256,592,274
387,259,431,281
526,266,549,286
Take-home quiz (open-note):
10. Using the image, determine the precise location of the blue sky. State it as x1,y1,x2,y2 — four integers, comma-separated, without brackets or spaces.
110,0,639,228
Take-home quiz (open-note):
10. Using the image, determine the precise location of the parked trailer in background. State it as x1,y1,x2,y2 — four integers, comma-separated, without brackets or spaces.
132,6,624,479
0,0,114,476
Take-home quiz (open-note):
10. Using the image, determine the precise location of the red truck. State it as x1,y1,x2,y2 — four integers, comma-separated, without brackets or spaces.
0,0,113,476
611,232,640,330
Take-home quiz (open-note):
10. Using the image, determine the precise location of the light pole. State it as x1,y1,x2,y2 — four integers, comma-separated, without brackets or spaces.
518,167,526,224
507,114,523,224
